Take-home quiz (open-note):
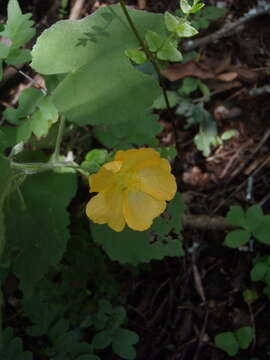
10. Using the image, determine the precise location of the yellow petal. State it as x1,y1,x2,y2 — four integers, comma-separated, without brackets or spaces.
114,148,160,170
135,161,177,201
86,186,125,232
90,161,122,193
123,189,166,231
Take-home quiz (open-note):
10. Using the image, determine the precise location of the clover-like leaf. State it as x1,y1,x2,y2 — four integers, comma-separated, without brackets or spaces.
234,327,253,350
214,332,239,357
224,229,251,248
112,328,139,360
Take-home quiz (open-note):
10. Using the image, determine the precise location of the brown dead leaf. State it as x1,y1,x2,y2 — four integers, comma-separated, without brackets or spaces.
161,61,214,81
206,79,242,93
216,72,238,82
182,166,212,188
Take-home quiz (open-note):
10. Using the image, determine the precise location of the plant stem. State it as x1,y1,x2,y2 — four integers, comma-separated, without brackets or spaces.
119,0,181,157
53,115,66,162
10,160,88,176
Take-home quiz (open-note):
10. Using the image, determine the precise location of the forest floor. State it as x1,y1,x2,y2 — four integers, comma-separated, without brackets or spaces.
1,0,270,359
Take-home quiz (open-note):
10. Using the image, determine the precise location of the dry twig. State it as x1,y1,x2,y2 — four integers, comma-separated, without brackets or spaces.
183,4,270,51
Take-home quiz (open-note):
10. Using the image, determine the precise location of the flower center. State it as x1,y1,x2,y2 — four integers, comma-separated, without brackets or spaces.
117,170,139,190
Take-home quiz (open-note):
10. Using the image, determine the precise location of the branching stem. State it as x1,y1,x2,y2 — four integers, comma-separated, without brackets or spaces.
119,0,181,157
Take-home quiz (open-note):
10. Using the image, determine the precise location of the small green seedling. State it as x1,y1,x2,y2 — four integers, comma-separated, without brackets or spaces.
214,327,254,356
225,205,270,248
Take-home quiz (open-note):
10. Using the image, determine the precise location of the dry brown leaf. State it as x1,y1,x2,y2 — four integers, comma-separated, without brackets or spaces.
161,61,214,81
216,72,238,82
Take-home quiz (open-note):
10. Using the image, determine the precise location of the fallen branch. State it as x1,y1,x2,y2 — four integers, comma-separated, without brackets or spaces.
183,214,232,231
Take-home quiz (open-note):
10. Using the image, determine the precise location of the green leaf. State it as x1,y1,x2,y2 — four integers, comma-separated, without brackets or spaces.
125,49,147,65
4,171,77,297
220,129,237,141
164,11,179,32
31,5,163,128
81,149,108,173
253,216,270,244
246,205,264,232
226,205,247,229
0,328,33,360
91,224,182,265
145,30,163,52
0,155,12,258
242,289,258,304
157,40,183,62
204,6,227,20
112,328,139,360
180,0,192,14
194,113,217,156
176,21,198,38
0,0,36,49
93,113,162,149
0,43,9,59
180,77,199,96
234,327,253,350
250,262,268,282
23,295,67,336
214,332,239,357
224,229,250,248
153,91,180,109
20,99,58,142
0,126,17,153
3,88,44,125
180,0,205,14
6,48,32,66
92,330,112,350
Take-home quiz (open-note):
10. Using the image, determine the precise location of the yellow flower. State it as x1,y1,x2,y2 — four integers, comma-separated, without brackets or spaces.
86,148,177,232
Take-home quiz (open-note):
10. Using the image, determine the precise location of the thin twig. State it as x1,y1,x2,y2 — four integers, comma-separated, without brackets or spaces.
119,1,181,157
193,310,209,360
69,0,86,20
183,5,270,51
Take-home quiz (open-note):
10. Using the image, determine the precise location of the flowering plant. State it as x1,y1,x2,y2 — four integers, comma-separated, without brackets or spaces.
86,148,177,232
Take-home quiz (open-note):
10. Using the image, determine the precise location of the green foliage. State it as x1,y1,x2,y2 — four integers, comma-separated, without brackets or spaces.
81,149,108,173
0,0,35,76
90,300,139,359
225,205,270,248
31,5,164,148
242,289,258,305
0,328,33,360
0,126,17,153
180,0,205,15
91,192,184,265
165,11,198,38
250,256,270,297
3,88,58,142
191,5,228,30
4,171,77,297
125,48,147,65
0,155,12,257
214,327,254,356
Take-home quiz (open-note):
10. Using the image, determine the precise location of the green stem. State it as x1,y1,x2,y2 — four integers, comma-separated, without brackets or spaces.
119,0,181,157
53,115,66,161
10,160,88,177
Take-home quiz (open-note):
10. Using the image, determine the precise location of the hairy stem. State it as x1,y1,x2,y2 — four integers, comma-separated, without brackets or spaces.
119,0,181,157
53,115,66,162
